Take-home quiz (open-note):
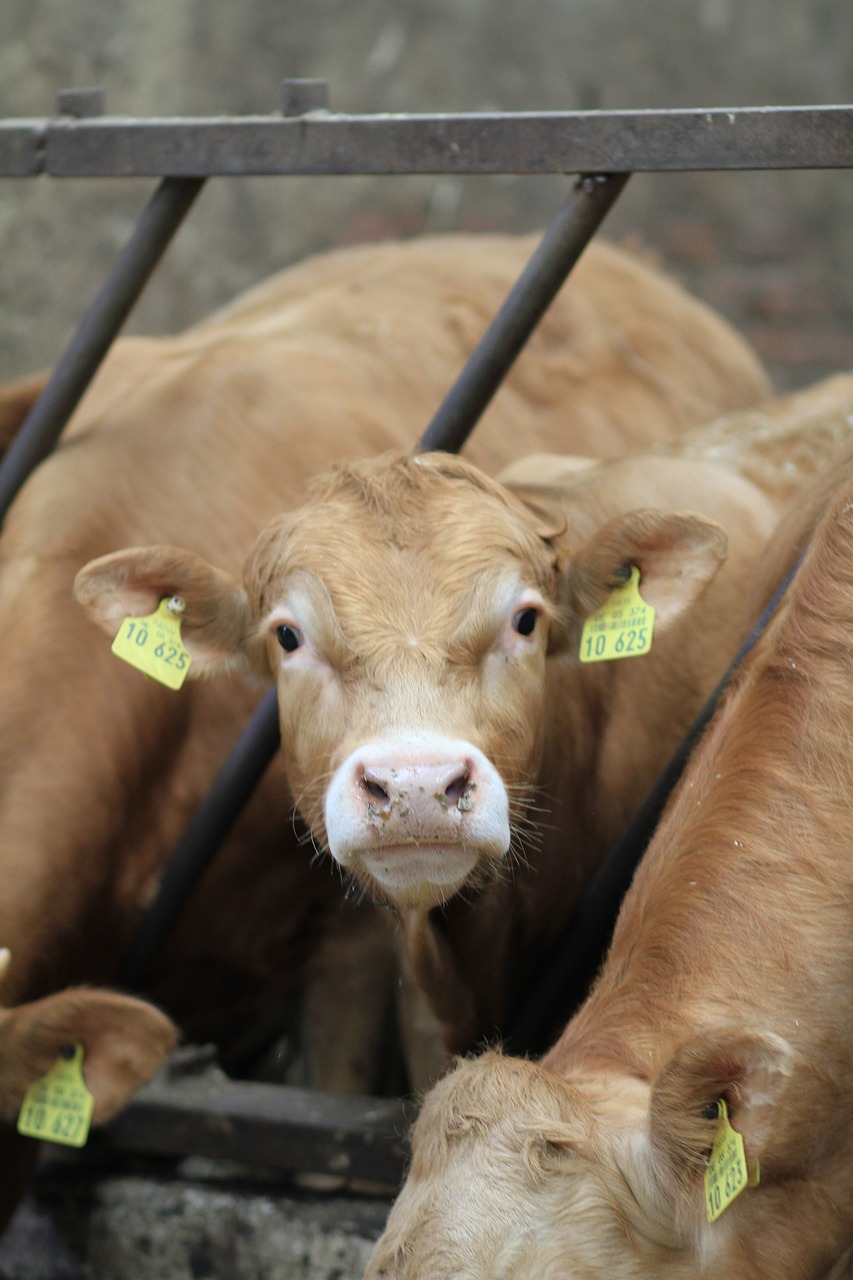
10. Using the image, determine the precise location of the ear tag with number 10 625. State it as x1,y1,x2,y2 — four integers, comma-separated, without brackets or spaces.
111,596,192,690
579,565,655,664
704,1097,760,1223
17,1041,94,1149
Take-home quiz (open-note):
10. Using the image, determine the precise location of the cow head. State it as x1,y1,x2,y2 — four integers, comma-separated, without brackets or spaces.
74,451,727,911
366,1033,820,1280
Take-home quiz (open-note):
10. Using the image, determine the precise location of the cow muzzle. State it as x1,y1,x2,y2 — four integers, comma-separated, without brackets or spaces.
324,733,511,908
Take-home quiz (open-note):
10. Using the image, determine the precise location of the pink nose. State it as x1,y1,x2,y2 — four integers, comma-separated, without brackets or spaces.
360,758,472,817
324,733,511,904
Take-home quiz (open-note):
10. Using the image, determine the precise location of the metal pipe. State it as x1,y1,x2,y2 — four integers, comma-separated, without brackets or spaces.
0,176,204,523
118,687,281,989
419,173,629,454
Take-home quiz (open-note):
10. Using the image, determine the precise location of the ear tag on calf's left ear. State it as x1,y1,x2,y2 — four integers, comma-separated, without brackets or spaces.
111,596,192,690
704,1098,759,1223
17,1041,95,1148
579,565,655,664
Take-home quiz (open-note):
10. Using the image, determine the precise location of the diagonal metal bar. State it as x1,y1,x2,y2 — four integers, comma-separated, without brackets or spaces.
0,176,204,523
118,687,282,989
121,173,630,989
419,173,629,452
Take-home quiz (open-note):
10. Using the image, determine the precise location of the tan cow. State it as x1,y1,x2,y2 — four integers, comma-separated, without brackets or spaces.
363,444,853,1280
0,232,769,1222
74,445,781,1073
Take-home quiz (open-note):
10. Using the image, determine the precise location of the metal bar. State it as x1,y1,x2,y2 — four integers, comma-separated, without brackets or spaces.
419,173,628,453
95,1072,408,1186
0,176,204,523
502,550,806,1058
15,105,851,178
0,120,45,175
118,687,281,989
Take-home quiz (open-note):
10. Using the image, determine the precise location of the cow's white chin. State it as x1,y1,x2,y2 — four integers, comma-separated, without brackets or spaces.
358,843,485,909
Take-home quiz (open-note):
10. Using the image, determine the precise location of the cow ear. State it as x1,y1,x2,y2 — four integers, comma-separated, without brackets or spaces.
649,1027,796,1192
0,987,177,1124
74,546,255,676
557,509,729,646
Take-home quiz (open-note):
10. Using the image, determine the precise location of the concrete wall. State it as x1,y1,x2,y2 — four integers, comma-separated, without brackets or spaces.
1,0,852,391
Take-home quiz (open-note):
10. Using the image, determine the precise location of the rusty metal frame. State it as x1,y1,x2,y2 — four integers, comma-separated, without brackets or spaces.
4,103,853,177
3,90,852,1186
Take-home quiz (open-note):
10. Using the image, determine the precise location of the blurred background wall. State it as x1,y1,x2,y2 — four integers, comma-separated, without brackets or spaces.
1,0,851,390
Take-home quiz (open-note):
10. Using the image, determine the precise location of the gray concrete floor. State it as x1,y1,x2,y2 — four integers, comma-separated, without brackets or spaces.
0,1157,393,1280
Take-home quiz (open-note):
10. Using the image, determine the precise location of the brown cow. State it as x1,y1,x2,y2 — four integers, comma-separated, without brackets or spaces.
0,232,768,1222
363,445,853,1280
76,438,784,1076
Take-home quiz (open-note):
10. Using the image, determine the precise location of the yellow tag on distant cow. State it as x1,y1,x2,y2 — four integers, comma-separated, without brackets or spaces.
111,596,191,690
704,1099,758,1222
578,565,655,663
17,1041,94,1148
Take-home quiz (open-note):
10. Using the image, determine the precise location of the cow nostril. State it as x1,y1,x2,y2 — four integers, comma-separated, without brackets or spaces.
444,769,470,805
362,777,391,804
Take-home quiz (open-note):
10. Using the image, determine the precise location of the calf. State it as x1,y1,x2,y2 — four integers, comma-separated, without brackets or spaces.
364,440,853,1280
0,232,768,1220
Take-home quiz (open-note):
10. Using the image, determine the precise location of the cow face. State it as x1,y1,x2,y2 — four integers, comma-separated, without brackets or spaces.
364,1052,665,1280
74,452,727,912
366,1035,806,1280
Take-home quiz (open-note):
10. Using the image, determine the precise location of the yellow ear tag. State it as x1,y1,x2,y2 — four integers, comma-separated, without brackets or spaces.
704,1098,759,1223
579,565,655,664
111,596,192,690
17,1041,94,1148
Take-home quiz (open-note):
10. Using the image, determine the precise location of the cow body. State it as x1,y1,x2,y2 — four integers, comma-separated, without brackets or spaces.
365,444,853,1280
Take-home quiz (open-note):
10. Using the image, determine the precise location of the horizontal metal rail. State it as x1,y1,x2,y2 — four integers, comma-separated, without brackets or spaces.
2,104,853,178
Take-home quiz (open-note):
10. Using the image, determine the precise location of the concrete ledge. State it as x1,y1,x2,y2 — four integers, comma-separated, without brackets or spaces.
0,1159,393,1280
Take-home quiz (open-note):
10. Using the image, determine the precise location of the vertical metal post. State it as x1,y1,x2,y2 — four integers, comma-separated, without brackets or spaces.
122,173,632,986
0,176,204,522
118,687,282,989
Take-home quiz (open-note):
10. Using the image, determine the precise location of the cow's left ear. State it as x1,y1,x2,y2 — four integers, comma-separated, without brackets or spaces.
0,986,177,1124
648,1027,797,1194
74,546,255,676
553,508,728,650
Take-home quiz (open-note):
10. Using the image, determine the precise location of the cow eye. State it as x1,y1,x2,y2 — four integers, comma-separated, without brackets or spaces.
512,607,539,637
276,624,303,653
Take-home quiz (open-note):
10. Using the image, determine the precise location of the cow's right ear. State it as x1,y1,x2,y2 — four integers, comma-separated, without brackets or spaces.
648,1027,804,1200
74,546,255,677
